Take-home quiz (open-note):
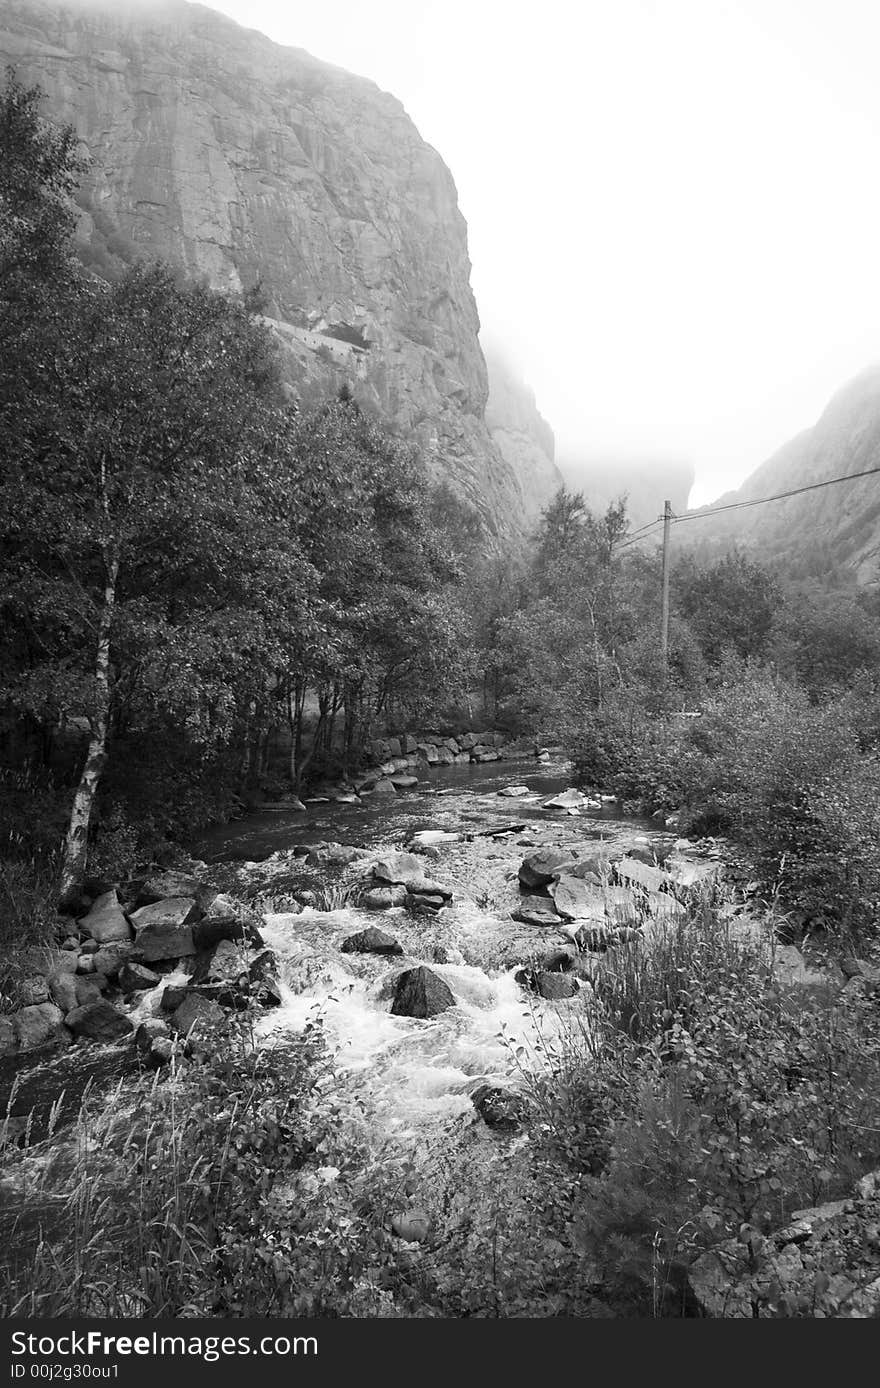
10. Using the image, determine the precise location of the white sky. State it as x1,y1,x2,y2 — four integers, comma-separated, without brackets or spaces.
206,0,880,505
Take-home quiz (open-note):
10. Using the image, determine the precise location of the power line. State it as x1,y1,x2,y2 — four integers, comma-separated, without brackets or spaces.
672,462,880,525
613,461,880,549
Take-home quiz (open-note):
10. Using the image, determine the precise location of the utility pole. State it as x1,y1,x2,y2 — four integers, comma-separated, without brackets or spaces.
660,499,673,668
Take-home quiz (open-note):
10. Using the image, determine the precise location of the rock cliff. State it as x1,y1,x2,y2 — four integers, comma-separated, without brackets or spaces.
684,367,880,582
0,0,557,538
484,348,564,528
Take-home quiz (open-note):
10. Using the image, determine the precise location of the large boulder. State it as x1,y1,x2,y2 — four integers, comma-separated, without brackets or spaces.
616,857,670,893
498,785,531,798
510,895,563,927
136,870,201,906
129,898,200,962
390,966,455,1018
371,778,397,796
118,962,161,994
372,853,425,884
170,992,225,1036
550,875,606,922
66,999,133,1041
362,885,408,910
518,848,577,890
77,890,132,944
12,1002,69,1053
543,788,587,810
341,927,404,956
91,941,138,980
515,967,579,1000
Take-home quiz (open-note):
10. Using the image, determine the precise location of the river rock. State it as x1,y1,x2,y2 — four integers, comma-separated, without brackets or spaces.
48,972,78,1013
550,875,606,922
616,858,670,893
136,871,201,906
389,774,418,788
510,895,563,927
134,1017,171,1054
371,778,397,797
91,941,137,979
118,961,161,993
518,848,577,889
191,938,249,987
406,892,447,914
77,890,132,944
160,985,190,1013
18,975,49,1006
498,785,531,797
515,967,579,1000
170,992,225,1036
372,853,425,884
604,886,640,925
192,894,247,949
390,966,455,1018
471,1082,530,1130
129,898,199,962
362,885,408,910
341,927,404,956
66,999,133,1041
11,1003,69,1053
543,788,586,809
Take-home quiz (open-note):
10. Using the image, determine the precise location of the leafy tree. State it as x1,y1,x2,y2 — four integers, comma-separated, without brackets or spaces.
673,550,780,667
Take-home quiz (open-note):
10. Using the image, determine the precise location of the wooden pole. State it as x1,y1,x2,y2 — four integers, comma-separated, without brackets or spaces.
660,499,672,668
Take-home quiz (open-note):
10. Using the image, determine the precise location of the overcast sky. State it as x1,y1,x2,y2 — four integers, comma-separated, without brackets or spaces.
207,0,880,505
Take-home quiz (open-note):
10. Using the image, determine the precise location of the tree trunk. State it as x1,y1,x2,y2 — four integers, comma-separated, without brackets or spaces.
58,552,118,907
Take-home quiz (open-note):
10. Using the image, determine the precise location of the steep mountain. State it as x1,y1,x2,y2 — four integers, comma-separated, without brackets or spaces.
556,452,695,531
483,348,564,527
684,367,880,582
0,0,558,537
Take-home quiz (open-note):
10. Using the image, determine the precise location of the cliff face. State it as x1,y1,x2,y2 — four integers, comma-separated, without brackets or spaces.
685,368,880,583
0,0,546,537
483,349,563,528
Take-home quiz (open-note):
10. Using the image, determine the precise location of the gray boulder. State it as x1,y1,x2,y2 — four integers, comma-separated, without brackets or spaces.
390,966,455,1018
373,852,425,884
362,885,408,910
341,927,404,956
129,898,200,962
118,961,161,993
137,871,201,906
77,889,132,944
66,1000,133,1041
12,1003,69,1053
518,849,577,889
170,992,225,1036
550,875,606,922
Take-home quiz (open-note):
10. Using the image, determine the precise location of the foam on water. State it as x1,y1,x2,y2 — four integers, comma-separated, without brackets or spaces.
257,908,569,1137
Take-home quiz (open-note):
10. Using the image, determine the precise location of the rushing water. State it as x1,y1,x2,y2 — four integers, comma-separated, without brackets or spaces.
2,756,662,1148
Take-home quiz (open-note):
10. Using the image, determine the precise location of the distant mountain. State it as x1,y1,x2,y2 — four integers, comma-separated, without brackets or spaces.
683,367,880,583
556,452,695,531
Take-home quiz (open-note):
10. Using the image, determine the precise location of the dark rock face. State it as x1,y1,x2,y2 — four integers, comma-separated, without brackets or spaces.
515,968,579,1000
390,966,455,1019
0,0,558,540
341,927,404,956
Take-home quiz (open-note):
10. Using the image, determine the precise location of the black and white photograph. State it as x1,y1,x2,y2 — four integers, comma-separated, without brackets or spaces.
2,0,880,1342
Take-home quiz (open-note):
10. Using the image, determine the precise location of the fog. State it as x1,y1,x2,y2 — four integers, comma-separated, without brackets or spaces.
94,1,880,506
